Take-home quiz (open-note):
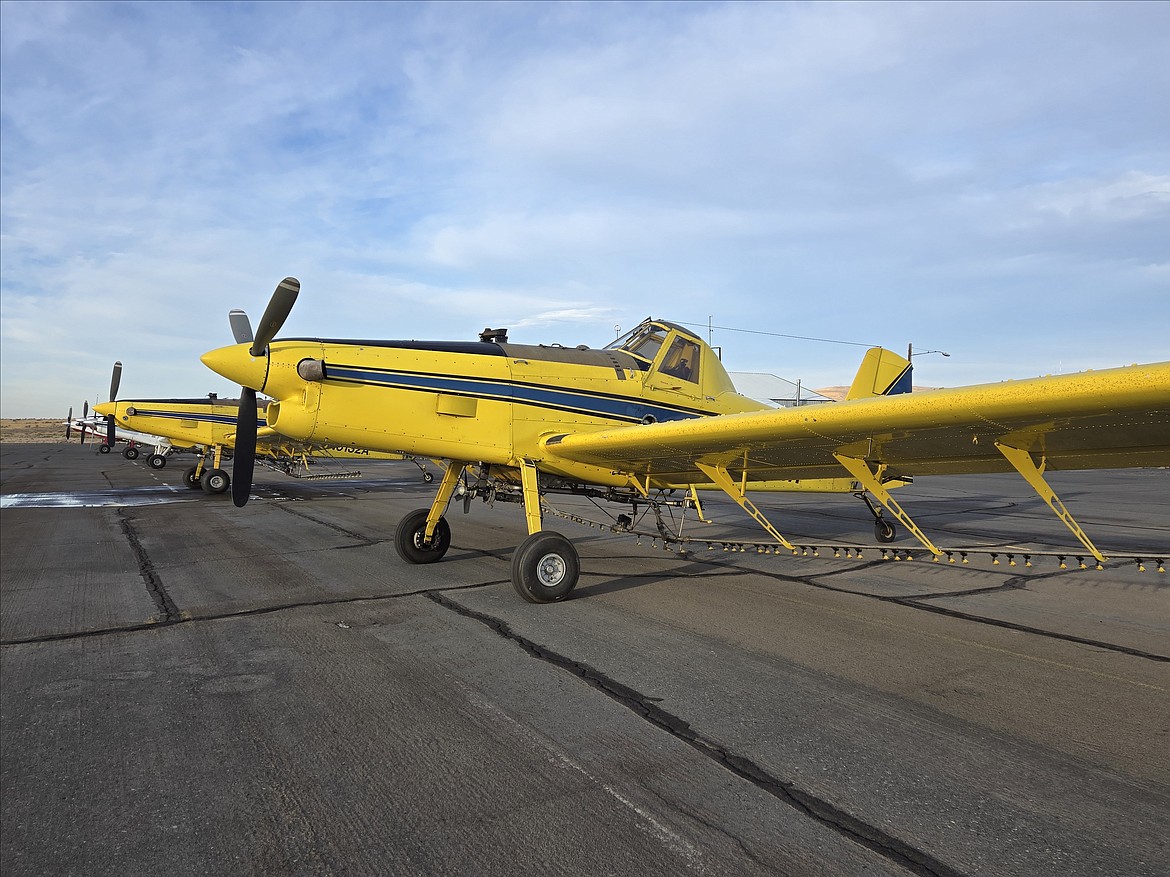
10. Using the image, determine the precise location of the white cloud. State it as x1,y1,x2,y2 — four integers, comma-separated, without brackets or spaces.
2,0,1169,416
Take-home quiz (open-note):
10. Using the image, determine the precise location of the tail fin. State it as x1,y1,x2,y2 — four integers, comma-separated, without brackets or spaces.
845,348,912,400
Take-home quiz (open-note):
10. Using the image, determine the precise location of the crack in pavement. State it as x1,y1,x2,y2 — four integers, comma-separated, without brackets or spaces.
427,590,964,877
117,507,179,624
274,503,381,545
0,576,509,646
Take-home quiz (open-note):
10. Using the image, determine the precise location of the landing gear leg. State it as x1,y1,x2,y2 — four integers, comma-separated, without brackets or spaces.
183,463,204,490
511,459,580,603
394,462,464,564
198,445,230,495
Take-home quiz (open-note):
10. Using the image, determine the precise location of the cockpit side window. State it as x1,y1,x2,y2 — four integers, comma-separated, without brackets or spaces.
659,337,700,383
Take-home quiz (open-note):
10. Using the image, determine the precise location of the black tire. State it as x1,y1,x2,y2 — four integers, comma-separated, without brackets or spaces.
183,466,203,490
394,508,451,564
99,444,112,455
148,454,167,470
423,471,434,484
511,531,580,603
201,468,230,494
875,518,896,543
123,446,139,460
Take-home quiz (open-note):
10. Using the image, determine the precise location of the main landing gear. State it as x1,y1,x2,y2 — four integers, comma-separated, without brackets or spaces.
511,531,579,603
183,464,230,494
392,460,582,603
394,509,451,563
182,446,232,495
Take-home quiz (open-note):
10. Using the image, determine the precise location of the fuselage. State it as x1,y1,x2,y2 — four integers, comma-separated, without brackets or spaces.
202,320,768,486
95,398,249,452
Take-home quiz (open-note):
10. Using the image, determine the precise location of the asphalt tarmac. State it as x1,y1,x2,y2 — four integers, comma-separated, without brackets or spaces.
2,443,1168,877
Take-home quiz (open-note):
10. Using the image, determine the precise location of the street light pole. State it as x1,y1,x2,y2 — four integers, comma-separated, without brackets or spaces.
908,343,950,360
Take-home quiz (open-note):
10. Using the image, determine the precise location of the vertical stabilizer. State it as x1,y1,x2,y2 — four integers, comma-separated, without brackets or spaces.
845,348,913,400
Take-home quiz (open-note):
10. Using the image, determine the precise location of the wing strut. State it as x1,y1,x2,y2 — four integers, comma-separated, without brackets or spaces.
994,442,1107,563
695,462,796,551
833,454,943,556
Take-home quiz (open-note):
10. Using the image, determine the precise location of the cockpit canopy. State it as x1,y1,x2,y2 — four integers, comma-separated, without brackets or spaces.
607,319,700,380
606,318,739,398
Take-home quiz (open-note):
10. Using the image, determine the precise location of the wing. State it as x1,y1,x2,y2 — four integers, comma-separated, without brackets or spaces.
543,361,1170,482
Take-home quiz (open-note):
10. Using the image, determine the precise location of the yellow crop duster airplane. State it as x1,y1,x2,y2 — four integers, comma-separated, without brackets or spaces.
201,278,1170,602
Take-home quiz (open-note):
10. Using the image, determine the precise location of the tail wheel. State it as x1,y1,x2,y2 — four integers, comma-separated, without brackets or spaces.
201,468,230,494
875,518,897,543
511,531,580,603
148,454,167,470
394,508,451,564
123,446,139,460
182,466,203,490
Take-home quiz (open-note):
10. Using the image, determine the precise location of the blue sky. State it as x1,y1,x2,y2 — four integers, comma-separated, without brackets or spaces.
2,0,1167,417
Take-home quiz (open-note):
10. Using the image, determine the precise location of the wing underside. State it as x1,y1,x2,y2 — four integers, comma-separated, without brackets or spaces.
543,362,1170,483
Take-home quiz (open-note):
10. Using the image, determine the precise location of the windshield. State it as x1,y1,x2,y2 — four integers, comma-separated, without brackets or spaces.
606,322,668,362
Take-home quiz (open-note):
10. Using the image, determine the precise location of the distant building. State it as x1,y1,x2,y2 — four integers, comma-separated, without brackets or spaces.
728,372,835,408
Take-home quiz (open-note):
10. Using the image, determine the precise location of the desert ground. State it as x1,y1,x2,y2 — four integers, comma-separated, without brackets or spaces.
0,419,68,444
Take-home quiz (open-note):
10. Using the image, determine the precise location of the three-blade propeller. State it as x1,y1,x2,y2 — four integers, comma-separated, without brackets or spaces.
229,277,299,507
106,362,122,448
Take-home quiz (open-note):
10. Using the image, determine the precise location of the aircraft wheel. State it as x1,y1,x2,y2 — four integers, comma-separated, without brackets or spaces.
99,444,112,455
394,508,451,564
511,531,579,604
875,518,896,543
423,471,434,484
182,466,203,490
123,446,139,460
148,454,167,470
201,468,230,494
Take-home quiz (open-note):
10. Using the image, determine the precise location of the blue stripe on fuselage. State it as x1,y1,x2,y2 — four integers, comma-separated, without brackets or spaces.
324,364,707,424
130,408,239,426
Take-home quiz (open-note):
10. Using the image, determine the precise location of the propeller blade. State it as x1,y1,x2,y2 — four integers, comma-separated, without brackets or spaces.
106,362,122,448
66,408,73,440
249,277,299,357
109,361,122,403
81,402,88,444
232,388,258,507
229,309,254,345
